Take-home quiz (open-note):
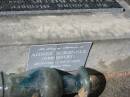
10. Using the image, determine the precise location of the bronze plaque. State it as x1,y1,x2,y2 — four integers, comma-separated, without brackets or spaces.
27,42,92,71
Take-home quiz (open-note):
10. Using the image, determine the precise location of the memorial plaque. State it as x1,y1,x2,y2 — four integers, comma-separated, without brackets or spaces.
0,0,124,15
27,42,92,71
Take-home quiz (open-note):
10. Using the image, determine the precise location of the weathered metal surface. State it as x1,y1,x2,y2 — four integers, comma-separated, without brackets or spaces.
0,67,93,97
0,0,124,15
27,42,92,71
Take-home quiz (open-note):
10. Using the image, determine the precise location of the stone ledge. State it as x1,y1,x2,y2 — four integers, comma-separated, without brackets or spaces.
0,12,130,46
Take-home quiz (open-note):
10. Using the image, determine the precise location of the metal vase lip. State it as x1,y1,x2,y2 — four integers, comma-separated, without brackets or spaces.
86,68,106,97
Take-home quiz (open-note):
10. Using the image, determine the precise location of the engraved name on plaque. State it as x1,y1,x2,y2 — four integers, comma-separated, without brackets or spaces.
27,42,92,71
0,0,124,15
